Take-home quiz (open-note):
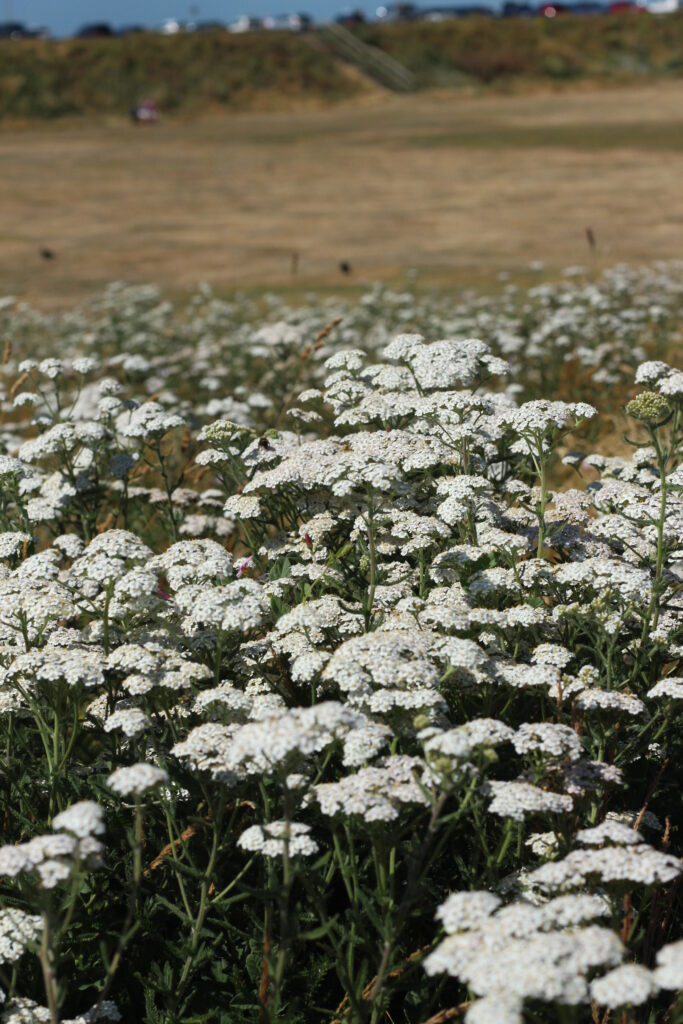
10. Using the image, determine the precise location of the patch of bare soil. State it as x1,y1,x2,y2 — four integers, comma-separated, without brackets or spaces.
2,80,682,306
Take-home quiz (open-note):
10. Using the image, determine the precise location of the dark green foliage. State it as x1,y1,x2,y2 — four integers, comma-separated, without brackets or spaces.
0,31,359,120
0,15,682,120
352,11,683,87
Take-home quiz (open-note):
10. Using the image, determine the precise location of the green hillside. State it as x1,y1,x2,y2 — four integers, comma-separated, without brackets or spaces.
0,13,681,120
0,31,360,119
354,10,683,86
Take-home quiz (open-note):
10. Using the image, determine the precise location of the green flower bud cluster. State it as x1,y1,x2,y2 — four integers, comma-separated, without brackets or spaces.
202,420,255,446
626,392,671,424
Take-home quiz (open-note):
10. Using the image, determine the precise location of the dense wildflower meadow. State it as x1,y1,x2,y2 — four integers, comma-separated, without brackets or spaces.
0,263,682,1024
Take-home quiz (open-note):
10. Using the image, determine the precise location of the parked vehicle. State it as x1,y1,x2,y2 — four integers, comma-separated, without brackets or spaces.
419,8,453,18
0,21,49,37
538,3,570,15
0,21,29,38
195,20,228,31
644,0,678,11
567,2,606,12
160,18,185,33
262,13,312,29
335,8,367,23
229,15,264,31
418,5,494,17
502,2,535,14
453,6,495,15
76,23,115,37
376,2,419,19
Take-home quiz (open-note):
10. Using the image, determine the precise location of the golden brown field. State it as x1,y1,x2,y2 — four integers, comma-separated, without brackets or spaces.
3,79,682,306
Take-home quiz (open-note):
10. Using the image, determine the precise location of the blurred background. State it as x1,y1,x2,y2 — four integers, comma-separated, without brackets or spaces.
0,0,681,305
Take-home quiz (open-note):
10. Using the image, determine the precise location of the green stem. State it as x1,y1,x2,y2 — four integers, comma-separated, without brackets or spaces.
93,800,144,1011
39,909,59,1024
368,791,449,1022
176,798,225,1000
536,447,548,559
365,489,377,629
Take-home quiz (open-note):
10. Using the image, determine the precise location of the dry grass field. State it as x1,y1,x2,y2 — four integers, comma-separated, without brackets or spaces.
2,79,682,305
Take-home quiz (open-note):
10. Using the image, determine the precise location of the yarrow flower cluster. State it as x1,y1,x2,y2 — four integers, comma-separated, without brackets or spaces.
0,801,105,889
0,268,680,1021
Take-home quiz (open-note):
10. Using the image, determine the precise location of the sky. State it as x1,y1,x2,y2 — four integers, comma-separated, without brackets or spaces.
3,0,409,34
